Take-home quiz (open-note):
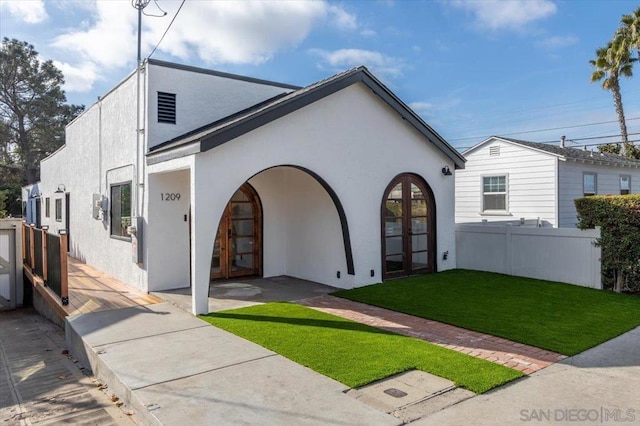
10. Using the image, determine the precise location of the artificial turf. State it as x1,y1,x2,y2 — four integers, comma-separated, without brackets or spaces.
200,302,522,394
333,270,640,356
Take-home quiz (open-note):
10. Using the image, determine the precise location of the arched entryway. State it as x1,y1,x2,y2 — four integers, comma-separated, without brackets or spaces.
211,183,262,280
382,173,436,279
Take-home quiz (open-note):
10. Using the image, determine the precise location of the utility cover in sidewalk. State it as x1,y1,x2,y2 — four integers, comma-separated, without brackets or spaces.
347,370,474,422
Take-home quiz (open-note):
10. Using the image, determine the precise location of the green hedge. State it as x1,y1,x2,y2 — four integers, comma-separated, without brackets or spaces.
575,194,640,292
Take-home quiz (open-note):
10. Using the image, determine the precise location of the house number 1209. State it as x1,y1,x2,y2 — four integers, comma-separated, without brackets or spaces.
161,193,181,201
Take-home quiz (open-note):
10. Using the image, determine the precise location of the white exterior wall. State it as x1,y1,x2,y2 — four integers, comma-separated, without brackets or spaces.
558,161,640,228
249,167,346,280
456,139,558,226
146,168,191,291
146,63,294,148
182,82,457,314
39,73,146,290
456,224,601,289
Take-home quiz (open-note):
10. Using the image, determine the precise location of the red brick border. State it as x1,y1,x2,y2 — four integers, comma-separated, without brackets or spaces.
298,295,566,375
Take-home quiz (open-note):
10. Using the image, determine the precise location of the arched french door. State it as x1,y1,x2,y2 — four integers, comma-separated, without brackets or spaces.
211,183,262,280
382,174,436,279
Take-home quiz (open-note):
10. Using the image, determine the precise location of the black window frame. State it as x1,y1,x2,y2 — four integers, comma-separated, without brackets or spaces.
110,181,132,241
45,197,50,218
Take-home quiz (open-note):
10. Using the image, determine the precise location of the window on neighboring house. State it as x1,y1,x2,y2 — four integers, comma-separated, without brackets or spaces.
583,173,597,196
55,199,62,222
482,175,507,211
45,197,50,218
620,175,631,195
110,182,132,240
157,92,176,124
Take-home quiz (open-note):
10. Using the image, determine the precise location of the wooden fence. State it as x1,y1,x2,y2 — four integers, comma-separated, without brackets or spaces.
22,223,68,305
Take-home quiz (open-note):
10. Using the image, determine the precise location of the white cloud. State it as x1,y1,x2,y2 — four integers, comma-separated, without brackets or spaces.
360,29,377,38
409,102,435,114
53,60,100,94
536,35,579,49
328,5,357,30
447,0,557,31
310,48,404,78
52,2,137,70
3,0,48,24
148,1,328,64
48,1,356,94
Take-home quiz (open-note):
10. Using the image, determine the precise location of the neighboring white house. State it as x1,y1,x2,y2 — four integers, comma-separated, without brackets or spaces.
23,59,465,315
456,136,640,228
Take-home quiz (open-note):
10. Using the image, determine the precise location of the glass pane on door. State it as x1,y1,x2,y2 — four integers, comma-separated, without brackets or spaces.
232,254,254,271
412,251,428,270
231,202,253,219
386,254,403,272
412,234,428,252
385,236,403,255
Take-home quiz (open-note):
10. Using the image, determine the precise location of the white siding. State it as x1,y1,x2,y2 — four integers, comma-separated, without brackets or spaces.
146,63,295,149
558,161,640,228
456,139,558,226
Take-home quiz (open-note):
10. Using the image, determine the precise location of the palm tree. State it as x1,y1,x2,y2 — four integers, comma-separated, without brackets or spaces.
590,40,633,152
620,7,640,60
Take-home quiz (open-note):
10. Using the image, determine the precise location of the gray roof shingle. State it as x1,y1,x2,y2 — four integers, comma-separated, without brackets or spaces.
498,136,640,168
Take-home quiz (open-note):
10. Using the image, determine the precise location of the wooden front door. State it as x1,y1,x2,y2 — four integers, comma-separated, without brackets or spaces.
382,174,436,279
210,184,262,280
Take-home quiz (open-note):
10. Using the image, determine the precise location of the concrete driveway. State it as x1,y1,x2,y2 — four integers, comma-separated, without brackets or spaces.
415,326,640,425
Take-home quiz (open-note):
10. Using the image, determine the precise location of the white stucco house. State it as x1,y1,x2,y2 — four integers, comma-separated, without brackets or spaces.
23,59,465,314
456,136,640,228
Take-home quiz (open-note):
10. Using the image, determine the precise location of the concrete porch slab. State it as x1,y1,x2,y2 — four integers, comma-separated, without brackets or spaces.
154,275,337,313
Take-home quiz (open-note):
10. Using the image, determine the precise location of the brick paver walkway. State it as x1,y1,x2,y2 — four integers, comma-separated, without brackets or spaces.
298,295,566,375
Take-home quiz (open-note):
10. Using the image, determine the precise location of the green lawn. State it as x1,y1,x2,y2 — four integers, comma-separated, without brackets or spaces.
334,270,640,356
200,302,522,394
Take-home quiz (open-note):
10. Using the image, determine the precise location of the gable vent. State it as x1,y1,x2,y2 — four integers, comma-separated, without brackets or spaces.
489,146,500,157
157,92,176,124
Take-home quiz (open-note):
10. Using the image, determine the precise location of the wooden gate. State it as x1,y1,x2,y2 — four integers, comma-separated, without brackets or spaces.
0,227,16,309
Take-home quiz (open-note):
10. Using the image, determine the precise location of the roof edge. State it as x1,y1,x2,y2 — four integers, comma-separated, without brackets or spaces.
147,59,300,90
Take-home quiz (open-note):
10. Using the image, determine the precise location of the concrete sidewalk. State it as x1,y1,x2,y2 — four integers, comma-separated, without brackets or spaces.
65,302,400,426
414,325,640,425
0,309,134,425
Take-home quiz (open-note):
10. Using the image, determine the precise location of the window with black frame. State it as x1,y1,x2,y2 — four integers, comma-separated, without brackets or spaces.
111,182,132,239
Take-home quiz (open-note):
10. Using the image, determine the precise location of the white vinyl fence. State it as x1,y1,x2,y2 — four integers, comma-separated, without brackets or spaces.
455,224,601,289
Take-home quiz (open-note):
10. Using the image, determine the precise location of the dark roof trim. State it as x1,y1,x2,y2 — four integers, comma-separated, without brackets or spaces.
147,59,300,90
148,67,466,169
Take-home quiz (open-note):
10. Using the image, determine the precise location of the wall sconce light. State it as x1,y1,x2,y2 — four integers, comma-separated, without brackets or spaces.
441,166,452,176
30,191,41,198
55,184,66,193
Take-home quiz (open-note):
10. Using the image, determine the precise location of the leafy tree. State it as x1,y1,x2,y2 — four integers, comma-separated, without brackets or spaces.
0,38,83,185
576,195,640,293
590,41,633,153
596,7,640,158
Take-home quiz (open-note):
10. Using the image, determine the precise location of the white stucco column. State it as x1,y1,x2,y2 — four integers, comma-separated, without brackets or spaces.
190,157,228,315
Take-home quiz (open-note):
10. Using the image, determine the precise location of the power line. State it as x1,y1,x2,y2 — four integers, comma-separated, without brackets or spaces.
149,0,186,59
449,117,640,142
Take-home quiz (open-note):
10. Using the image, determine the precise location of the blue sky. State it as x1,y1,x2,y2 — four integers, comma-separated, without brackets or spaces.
1,0,639,151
